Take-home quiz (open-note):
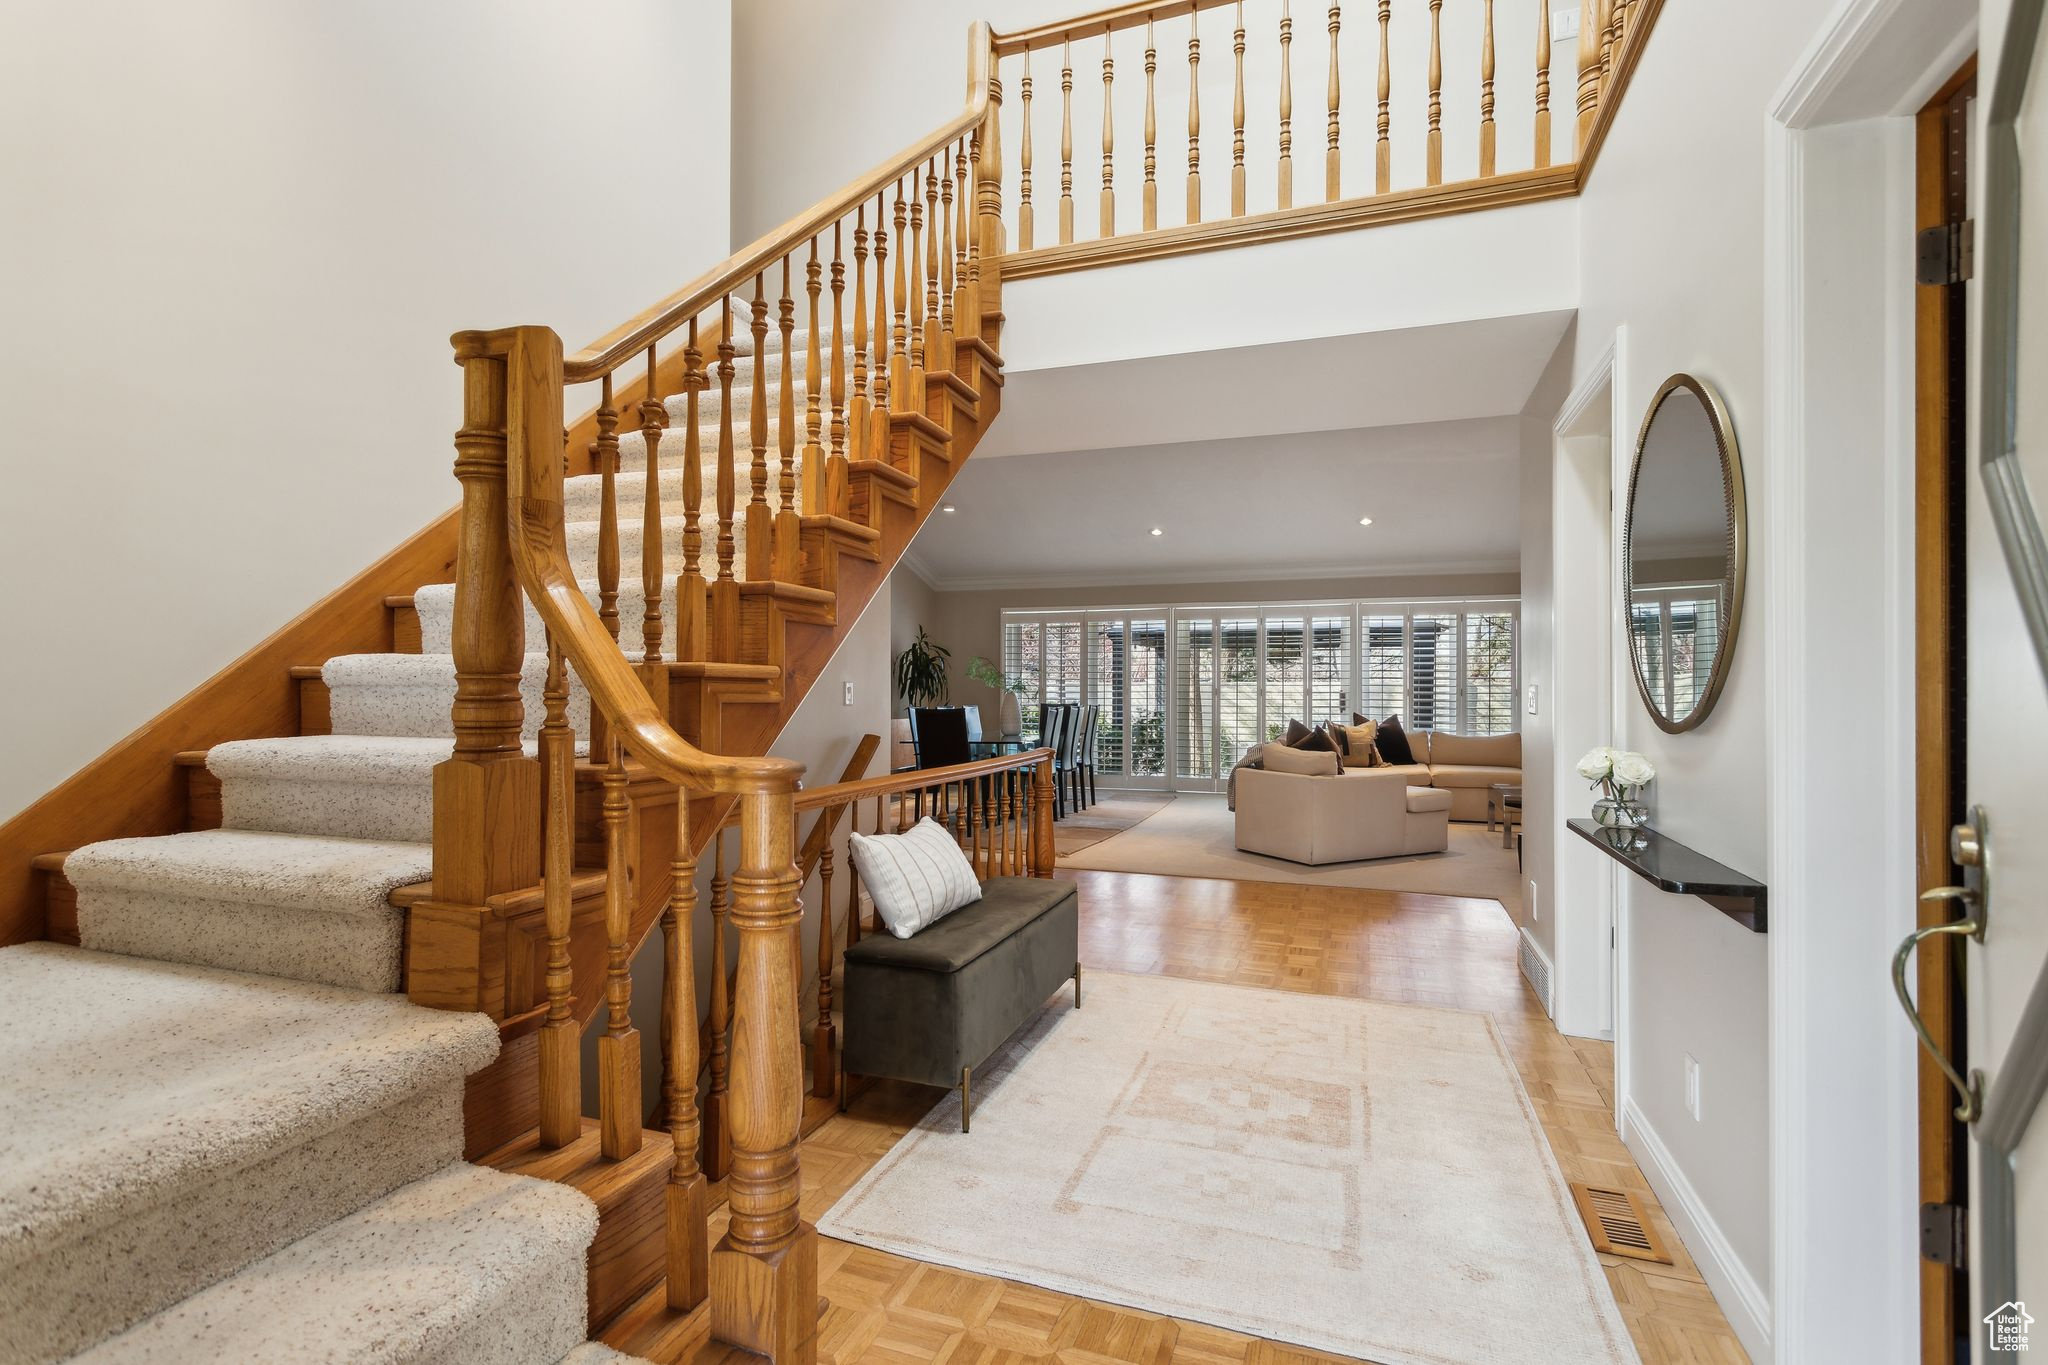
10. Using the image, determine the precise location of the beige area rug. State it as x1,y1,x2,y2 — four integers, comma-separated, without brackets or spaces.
1054,792,1176,856
818,971,1636,1365
1059,793,1523,912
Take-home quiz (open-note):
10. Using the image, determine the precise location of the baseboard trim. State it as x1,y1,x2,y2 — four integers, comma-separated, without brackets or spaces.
1618,1098,1772,1359
1518,926,1555,1017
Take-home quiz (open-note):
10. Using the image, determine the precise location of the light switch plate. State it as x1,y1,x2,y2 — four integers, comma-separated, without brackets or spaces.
843,682,854,705
1525,682,1539,716
1684,1054,1702,1120
1552,8,1580,40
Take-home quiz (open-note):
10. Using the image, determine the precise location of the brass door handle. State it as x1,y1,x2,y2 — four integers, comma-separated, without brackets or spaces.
1894,887,1984,1124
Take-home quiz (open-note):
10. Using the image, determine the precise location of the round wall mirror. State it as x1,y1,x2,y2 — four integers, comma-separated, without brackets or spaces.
1624,374,1747,733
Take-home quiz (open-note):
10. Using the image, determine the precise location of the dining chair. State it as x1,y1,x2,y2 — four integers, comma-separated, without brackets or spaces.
1076,703,1100,808
1039,704,1070,820
911,707,972,822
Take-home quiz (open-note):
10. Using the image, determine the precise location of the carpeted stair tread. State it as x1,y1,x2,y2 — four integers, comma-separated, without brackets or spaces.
71,1163,599,1365
325,652,591,741
209,735,460,843
411,581,685,661
63,830,432,993
0,942,498,1361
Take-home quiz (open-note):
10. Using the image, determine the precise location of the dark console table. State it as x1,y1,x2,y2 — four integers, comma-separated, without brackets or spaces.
1567,818,1768,933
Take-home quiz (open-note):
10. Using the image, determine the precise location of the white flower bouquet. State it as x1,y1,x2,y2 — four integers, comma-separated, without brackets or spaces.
1577,746,1655,828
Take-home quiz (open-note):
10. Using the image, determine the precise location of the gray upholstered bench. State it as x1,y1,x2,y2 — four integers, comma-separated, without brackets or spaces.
839,875,1080,1131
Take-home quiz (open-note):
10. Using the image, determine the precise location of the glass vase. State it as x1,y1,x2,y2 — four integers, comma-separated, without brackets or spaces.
1591,792,1650,830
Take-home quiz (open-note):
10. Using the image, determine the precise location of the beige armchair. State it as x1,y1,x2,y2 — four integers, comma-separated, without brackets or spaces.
1234,767,1452,865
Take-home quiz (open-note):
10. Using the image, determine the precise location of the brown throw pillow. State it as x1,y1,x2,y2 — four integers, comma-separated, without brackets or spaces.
1365,713,1417,766
1290,723,1343,770
1281,718,1312,745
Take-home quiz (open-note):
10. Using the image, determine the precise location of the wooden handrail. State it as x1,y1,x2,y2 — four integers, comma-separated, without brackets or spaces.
995,0,1241,54
567,24,996,384
794,747,1054,812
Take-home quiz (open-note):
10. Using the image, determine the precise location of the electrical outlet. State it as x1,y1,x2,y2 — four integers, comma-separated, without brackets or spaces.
843,681,854,705
1527,881,1540,922
1525,682,1539,717
1684,1054,1702,1120
1552,8,1580,41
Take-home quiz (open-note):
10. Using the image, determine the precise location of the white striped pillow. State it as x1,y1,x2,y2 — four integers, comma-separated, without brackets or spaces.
848,817,984,939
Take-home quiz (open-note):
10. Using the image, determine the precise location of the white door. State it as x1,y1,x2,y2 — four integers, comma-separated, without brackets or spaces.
1953,8,2048,1353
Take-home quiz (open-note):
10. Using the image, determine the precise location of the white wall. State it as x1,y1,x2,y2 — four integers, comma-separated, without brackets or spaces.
0,0,733,823
1562,0,1839,1352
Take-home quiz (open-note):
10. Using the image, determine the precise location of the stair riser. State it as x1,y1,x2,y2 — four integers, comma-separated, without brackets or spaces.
224,775,434,844
5,1088,462,1365
77,890,404,993
327,660,593,742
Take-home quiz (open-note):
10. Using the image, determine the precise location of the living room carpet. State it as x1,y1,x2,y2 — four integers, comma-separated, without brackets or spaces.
1053,793,1176,857
817,970,1635,1365
1058,793,1523,911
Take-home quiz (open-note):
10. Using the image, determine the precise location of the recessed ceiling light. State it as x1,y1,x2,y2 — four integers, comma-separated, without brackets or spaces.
941,504,956,512
1359,516,1374,526
1149,527,1164,537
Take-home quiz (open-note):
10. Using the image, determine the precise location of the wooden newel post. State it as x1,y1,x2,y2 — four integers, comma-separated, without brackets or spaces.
710,783,817,1365
1032,754,1056,878
414,329,550,1016
973,24,1004,344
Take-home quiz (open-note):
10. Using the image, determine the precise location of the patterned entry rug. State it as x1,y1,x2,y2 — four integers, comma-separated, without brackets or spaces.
818,971,1637,1365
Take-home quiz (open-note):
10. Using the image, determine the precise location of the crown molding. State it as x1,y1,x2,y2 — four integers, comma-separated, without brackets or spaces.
907,557,1522,594
895,549,941,590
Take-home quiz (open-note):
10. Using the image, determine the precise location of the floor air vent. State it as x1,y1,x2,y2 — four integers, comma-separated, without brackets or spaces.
1569,1183,1673,1264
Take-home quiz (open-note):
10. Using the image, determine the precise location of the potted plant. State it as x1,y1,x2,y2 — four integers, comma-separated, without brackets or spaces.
965,655,1026,739
1576,746,1656,830
893,627,951,710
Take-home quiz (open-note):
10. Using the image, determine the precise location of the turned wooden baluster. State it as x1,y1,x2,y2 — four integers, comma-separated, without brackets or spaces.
907,166,926,378
746,274,772,581
1325,2,1343,200
1278,3,1294,208
705,830,732,1180
814,842,839,1099
1100,39,1116,235
1034,756,1056,876
665,794,709,1309
1186,14,1202,222
1059,41,1075,244
1479,0,1497,176
890,179,911,409
822,232,845,515
922,157,942,370
975,55,1004,338
1231,3,1247,216
713,300,741,662
1534,0,1553,168
1426,0,1445,185
598,735,639,1160
1375,0,1391,193
939,150,958,367
1144,20,1160,228
848,209,870,470
1599,0,1617,89
1575,0,1603,150
678,319,708,662
1019,46,1036,251
538,633,579,1148
594,376,623,645
640,345,667,666
776,257,801,581
708,787,814,1362
952,140,971,352
872,187,896,461
966,128,986,328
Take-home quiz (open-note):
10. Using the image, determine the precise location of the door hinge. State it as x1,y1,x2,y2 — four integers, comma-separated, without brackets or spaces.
1920,1201,1968,1268
1917,220,1975,285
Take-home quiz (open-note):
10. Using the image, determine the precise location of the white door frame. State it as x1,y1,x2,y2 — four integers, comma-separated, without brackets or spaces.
1550,332,1626,1047
1764,1,1977,1360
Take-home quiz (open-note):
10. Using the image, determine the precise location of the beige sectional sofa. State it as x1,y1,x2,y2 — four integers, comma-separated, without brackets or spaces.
1230,729,1522,866
1235,767,1453,864
1376,730,1522,822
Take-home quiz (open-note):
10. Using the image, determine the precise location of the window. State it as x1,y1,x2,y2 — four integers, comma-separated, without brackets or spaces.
1003,596,1517,794
1630,585,1721,718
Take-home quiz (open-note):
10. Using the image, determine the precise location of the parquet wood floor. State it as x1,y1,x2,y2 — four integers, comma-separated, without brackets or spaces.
609,869,1749,1365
